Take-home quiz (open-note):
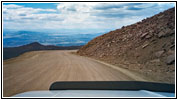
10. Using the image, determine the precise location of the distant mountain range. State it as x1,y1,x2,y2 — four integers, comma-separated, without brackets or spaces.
3,42,81,60
3,30,107,47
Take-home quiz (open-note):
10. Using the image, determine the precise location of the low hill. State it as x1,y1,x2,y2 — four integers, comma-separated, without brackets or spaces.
77,8,175,83
3,42,81,60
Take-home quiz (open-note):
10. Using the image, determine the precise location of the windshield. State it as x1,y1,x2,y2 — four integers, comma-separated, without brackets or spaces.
2,2,175,98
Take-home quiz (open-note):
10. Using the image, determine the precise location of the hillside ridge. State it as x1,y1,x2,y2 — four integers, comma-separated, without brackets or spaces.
4,42,82,60
77,7,175,83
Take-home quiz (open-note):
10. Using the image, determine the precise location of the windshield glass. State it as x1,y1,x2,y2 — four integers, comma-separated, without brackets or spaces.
2,2,175,98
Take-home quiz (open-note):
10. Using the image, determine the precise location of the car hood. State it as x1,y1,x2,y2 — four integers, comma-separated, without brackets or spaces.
12,90,174,97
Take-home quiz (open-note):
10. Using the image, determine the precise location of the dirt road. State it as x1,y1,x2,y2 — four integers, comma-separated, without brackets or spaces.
3,50,149,97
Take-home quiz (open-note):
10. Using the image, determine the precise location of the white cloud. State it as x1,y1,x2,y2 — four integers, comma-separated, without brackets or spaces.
3,4,22,9
3,3,175,31
59,42,70,44
3,34,23,39
75,40,85,43
3,4,58,21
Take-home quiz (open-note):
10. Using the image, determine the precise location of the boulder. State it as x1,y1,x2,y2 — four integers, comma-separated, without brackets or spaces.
145,35,152,39
167,50,175,55
150,59,160,63
158,29,174,38
155,50,164,58
166,54,175,65
107,44,110,47
142,42,149,49
141,32,148,39
158,31,167,38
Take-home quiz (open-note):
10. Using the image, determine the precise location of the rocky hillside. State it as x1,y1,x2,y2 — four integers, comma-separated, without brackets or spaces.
4,42,81,60
77,8,175,84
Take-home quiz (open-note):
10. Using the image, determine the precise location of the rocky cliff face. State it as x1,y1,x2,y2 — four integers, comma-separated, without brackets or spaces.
77,8,175,84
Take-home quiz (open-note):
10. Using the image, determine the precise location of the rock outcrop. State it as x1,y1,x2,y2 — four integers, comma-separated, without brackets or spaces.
77,8,175,84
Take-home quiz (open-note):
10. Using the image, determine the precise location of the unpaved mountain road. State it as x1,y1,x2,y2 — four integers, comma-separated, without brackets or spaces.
3,50,150,97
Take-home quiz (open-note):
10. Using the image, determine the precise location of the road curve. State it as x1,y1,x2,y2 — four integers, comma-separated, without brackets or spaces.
3,50,147,97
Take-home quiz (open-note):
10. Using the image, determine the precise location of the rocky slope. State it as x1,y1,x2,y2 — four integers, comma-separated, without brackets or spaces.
77,8,175,84
4,42,81,60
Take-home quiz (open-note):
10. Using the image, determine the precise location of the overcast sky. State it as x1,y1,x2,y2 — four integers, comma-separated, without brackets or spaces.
3,2,175,31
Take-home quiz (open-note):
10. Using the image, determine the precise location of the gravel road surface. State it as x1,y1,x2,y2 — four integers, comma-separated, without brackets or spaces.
3,50,148,97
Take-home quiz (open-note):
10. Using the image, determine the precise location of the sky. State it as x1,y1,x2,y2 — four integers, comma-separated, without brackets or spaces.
3,2,175,32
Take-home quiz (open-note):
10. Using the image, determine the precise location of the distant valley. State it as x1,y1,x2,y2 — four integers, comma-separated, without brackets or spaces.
3,30,107,60
3,30,107,47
